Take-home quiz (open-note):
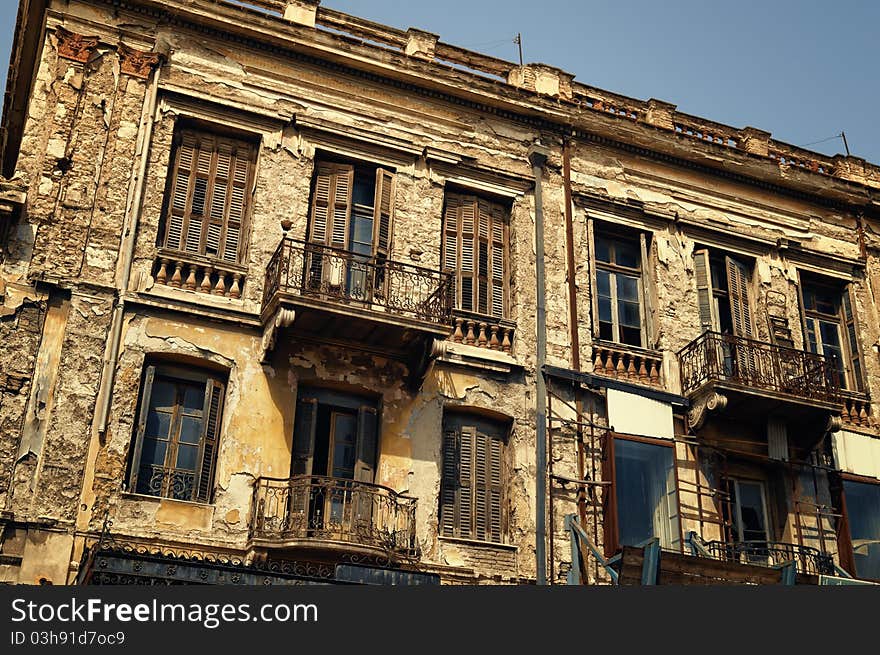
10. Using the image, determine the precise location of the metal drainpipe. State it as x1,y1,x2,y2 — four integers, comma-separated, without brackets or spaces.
94,59,161,437
528,141,550,585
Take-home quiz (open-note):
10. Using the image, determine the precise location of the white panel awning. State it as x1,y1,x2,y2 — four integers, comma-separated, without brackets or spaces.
606,388,674,440
832,430,880,480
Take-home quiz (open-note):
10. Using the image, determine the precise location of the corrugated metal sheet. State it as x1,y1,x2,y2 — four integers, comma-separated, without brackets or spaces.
832,430,880,479
606,388,674,440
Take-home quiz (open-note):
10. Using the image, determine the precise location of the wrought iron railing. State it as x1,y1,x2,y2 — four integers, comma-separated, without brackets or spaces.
135,465,197,502
250,476,419,560
703,540,836,576
262,237,453,325
678,331,841,404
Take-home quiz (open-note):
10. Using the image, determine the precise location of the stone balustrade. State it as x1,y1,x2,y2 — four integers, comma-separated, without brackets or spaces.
153,252,246,300
840,391,873,429
591,341,663,387
449,311,515,354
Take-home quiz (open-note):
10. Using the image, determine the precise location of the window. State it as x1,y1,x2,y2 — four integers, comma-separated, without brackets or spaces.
160,127,256,263
721,478,770,545
591,226,651,347
440,412,509,543
801,276,863,392
841,479,880,580
605,437,680,553
128,364,226,503
442,192,509,318
291,387,378,483
694,249,753,337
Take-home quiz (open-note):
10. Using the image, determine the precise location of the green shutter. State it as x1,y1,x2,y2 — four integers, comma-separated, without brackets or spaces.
694,249,716,331
292,396,317,475
842,286,864,392
355,405,378,483
195,378,225,503
440,428,459,537
128,365,156,493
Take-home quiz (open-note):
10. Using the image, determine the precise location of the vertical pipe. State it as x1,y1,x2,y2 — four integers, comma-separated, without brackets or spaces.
529,142,549,585
562,139,589,545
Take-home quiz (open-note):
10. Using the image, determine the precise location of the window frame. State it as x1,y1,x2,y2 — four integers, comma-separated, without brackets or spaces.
441,191,511,320
602,432,683,557
159,125,257,264
799,274,863,392
592,228,647,348
439,410,510,545
837,472,880,581
127,363,226,504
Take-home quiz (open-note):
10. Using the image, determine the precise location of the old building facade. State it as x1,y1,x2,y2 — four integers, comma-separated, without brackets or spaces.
0,0,878,585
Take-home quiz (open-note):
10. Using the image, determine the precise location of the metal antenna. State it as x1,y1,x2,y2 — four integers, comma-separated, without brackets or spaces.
514,33,523,66
841,131,851,156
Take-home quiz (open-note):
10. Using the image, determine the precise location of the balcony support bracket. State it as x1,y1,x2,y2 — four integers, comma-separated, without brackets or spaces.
687,391,728,431
261,307,296,362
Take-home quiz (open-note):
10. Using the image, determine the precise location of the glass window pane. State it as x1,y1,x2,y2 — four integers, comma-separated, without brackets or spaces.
146,410,171,440
616,275,639,301
620,325,642,347
139,438,167,468
176,444,199,471
595,237,611,264
614,439,679,549
819,320,842,350
806,320,819,353
352,172,375,206
619,300,641,328
736,481,768,543
599,321,613,341
596,269,611,296
843,480,880,579
182,384,205,413
179,416,203,445
598,296,612,323
615,241,639,269
710,259,727,292
150,380,176,412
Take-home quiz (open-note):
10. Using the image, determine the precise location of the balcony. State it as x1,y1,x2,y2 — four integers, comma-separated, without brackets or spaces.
261,238,453,381
678,331,842,433
249,476,419,562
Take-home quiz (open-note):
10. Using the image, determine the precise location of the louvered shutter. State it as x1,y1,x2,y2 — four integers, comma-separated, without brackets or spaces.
842,286,864,392
587,217,600,339
195,378,225,503
460,198,476,312
473,430,488,539
309,163,334,245
327,164,354,249
163,130,253,263
355,405,378,483
372,168,395,258
725,256,753,337
639,233,655,348
128,366,156,493
442,195,461,307
292,396,317,475
694,249,717,331
439,428,459,537
487,432,504,543
458,425,475,538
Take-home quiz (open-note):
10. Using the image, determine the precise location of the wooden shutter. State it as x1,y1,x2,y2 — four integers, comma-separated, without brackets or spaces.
292,396,317,475
195,378,225,503
440,428,459,537
460,197,476,312
487,432,504,543
355,405,378,483
694,249,717,331
372,168,396,258
473,430,488,540
842,286,864,392
602,435,619,557
587,216,600,338
128,365,156,493
163,130,253,263
639,232,655,348
795,270,810,351
309,162,353,247
458,425,475,538
487,201,506,318
725,256,753,338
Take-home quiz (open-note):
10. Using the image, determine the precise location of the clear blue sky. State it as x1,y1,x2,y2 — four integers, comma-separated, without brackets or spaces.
0,1,877,163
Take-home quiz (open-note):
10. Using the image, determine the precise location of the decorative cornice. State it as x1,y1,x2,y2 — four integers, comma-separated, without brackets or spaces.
55,27,99,64
118,43,161,79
